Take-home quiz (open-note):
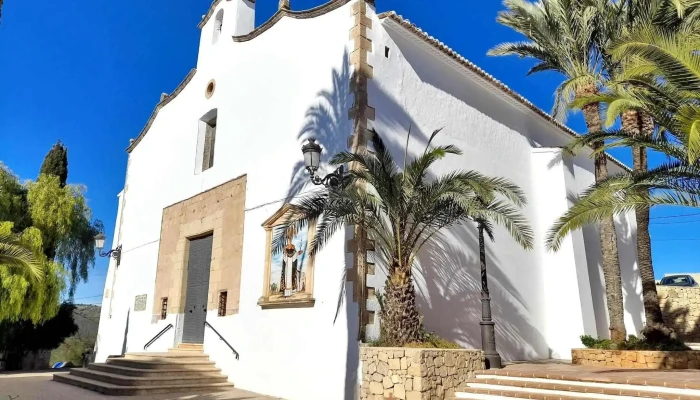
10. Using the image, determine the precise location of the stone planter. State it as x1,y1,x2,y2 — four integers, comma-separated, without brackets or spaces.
359,346,484,400
572,348,700,369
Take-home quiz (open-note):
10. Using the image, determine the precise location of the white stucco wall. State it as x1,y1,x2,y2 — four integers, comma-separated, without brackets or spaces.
95,2,359,400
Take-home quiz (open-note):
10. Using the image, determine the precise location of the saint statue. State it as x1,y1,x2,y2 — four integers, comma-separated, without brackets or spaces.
280,234,304,297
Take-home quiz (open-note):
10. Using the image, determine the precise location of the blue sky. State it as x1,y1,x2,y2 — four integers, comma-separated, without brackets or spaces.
0,0,697,304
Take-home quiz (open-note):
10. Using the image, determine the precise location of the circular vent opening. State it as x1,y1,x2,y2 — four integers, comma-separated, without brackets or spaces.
205,80,216,99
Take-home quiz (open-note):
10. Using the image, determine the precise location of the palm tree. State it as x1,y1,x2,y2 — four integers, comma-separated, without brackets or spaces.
273,129,533,345
0,230,43,280
490,0,627,342
567,0,689,340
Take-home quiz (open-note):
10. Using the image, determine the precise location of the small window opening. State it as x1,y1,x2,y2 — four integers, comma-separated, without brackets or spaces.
366,311,376,325
200,110,217,171
218,291,228,317
161,298,168,320
213,9,224,44
384,46,390,58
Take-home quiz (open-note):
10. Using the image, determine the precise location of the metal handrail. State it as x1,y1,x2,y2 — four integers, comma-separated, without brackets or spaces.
204,321,240,359
144,324,173,350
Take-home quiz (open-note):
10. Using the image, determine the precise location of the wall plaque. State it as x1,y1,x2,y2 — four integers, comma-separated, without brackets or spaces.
134,294,147,311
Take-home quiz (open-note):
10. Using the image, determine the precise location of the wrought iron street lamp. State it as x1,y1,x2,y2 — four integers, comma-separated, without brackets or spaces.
301,138,345,188
94,233,122,265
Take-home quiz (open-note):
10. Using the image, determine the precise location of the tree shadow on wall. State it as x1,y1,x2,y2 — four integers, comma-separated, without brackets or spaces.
284,50,431,201
414,226,548,361
285,51,354,201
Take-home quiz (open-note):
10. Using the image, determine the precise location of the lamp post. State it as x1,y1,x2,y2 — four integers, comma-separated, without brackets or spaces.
301,139,345,189
477,221,502,369
94,233,122,265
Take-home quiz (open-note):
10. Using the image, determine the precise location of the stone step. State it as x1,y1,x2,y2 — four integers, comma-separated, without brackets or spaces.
123,352,210,361
88,362,222,377
454,374,700,400
465,377,700,400
106,357,217,370
168,347,203,353
453,388,583,399
457,385,658,399
176,343,204,350
70,368,228,387
476,370,700,391
53,373,233,396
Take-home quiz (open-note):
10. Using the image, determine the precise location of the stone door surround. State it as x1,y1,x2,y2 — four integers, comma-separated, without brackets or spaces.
152,175,246,321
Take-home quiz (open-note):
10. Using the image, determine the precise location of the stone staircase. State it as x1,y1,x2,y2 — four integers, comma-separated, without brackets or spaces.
53,344,233,396
452,369,700,400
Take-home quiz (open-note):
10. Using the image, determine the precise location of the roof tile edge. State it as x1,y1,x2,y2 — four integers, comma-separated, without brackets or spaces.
231,0,352,42
126,69,197,153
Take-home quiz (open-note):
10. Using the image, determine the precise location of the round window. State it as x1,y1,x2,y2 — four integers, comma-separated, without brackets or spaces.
205,80,216,99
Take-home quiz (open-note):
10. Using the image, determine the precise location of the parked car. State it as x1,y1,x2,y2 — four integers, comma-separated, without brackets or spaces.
658,275,699,287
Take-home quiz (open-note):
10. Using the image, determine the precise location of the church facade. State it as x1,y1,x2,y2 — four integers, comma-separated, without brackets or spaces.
94,1,645,399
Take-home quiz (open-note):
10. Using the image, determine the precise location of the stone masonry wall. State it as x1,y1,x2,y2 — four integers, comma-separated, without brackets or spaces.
657,286,700,342
572,349,700,369
360,347,484,400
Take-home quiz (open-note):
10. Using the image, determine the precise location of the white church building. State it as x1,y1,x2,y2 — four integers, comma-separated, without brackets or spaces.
93,0,645,399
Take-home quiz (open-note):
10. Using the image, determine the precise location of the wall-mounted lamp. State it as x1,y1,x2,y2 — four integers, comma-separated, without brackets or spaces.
94,233,122,265
301,138,345,189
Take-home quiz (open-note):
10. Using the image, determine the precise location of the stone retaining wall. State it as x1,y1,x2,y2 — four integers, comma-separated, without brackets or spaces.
359,347,484,400
572,348,700,369
658,286,700,342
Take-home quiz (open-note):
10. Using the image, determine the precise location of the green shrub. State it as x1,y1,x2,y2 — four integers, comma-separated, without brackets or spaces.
367,332,462,349
580,334,690,351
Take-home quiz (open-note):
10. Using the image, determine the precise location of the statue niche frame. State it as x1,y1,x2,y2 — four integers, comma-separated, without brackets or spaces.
257,204,316,309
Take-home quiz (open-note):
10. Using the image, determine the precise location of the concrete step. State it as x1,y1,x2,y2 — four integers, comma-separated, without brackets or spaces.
88,362,222,377
454,374,700,400
53,373,233,396
70,368,228,387
105,357,217,370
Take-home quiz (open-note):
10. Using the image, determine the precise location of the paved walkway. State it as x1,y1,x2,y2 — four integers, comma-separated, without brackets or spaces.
0,372,282,400
498,360,700,389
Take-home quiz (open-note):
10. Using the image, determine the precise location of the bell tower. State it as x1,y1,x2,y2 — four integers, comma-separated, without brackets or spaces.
197,0,255,64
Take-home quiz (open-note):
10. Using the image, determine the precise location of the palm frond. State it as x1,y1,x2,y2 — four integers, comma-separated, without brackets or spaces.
0,231,43,280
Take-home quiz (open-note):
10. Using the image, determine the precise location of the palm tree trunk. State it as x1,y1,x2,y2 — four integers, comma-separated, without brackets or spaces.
380,262,423,346
578,85,627,343
625,111,668,340
478,222,502,369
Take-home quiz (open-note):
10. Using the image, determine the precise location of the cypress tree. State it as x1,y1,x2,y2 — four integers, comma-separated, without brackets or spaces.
39,141,69,187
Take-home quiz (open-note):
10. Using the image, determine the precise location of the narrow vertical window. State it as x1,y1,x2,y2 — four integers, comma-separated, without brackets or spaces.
218,291,228,317
161,298,168,320
200,110,218,172
213,9,224,44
